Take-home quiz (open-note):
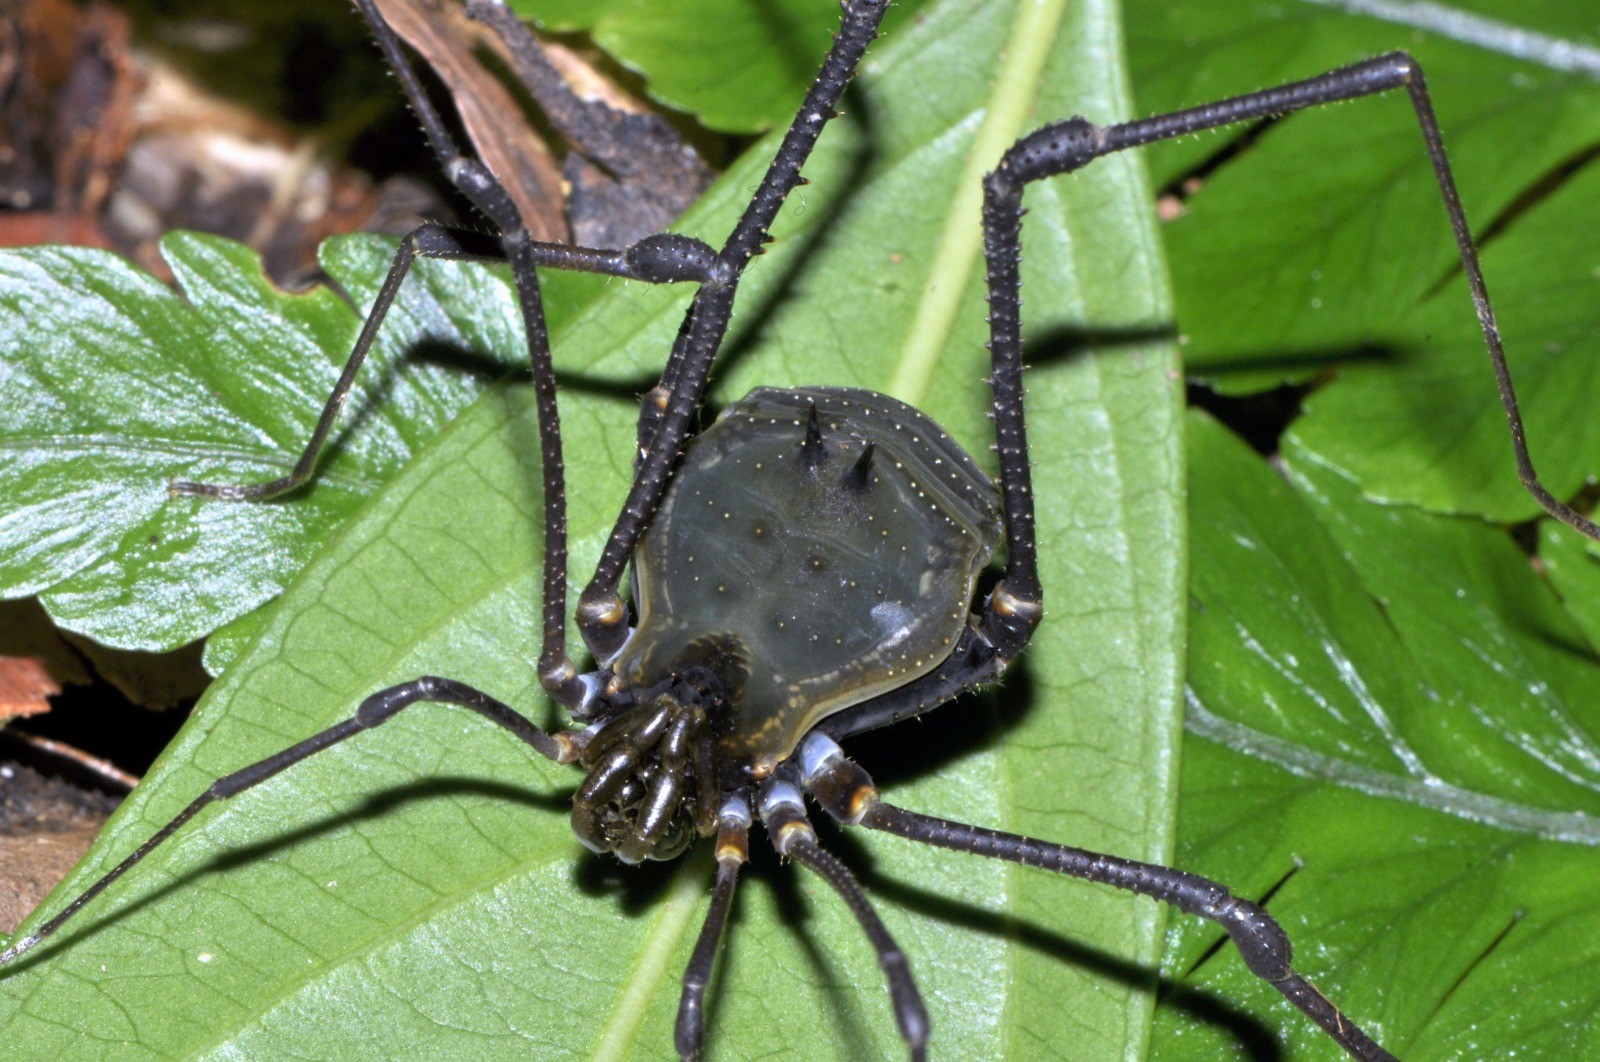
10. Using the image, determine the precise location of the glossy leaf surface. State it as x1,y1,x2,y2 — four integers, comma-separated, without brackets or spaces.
1161,415,1600,1059
0,233,526,649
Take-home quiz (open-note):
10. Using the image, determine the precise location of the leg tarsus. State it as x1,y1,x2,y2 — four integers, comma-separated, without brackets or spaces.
168,222,498,503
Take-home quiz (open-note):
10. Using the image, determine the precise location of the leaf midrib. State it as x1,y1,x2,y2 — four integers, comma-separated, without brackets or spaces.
588,858,706,1060
886,0,1074,408
1292,0,1600,75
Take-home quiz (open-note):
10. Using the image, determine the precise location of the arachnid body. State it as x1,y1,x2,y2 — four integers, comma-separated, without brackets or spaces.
4,0,1600,1059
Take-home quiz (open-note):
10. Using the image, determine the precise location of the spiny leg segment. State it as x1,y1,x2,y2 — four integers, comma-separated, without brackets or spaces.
982,52,1599,543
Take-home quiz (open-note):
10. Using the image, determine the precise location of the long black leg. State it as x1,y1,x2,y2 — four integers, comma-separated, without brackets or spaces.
0,676,577,967
170,223,716,506
985,51,1599,542
573,0,895,661
758,777,929,1061
795,734,1396,1062
171,223,500,502
674,797,752,1062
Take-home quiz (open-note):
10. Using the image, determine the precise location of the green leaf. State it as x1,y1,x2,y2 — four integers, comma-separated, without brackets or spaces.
1542,521,1600,649
1162,414,1600,1058
0,232,528,650
508,0,929,133
0,1,1181,1059
1127,0,1600,522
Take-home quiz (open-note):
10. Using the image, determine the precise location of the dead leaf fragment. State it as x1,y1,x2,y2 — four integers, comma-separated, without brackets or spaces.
0,658,59,722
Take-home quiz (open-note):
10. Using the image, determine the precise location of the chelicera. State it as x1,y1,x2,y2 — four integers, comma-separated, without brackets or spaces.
3,1,1595,1059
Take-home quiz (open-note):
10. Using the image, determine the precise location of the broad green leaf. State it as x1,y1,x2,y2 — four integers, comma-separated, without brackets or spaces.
1127,0,1600,523
0,1,1182,1059
1159,414,1600,1058
509,0,929,133
0,232,528,649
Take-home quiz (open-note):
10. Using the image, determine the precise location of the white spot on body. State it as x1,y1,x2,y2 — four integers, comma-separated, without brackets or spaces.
871,601,914,644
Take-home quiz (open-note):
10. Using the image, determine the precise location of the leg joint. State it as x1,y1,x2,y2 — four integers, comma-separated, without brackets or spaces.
796,732,880,826
1216,896,1294,981
992,116,1104,191
756,779,814,856
624,234,727,286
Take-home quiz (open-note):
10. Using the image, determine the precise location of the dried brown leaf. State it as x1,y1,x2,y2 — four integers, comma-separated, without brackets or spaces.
0,659,58,722
374,0,567,242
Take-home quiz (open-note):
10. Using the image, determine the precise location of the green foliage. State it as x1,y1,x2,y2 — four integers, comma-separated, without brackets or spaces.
1169,415,1600,1058
1124,4,1600,1055
0,234,526,650
1543,520,1600,647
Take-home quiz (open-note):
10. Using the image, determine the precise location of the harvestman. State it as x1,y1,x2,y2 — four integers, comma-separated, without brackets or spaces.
4,1,1596,1058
